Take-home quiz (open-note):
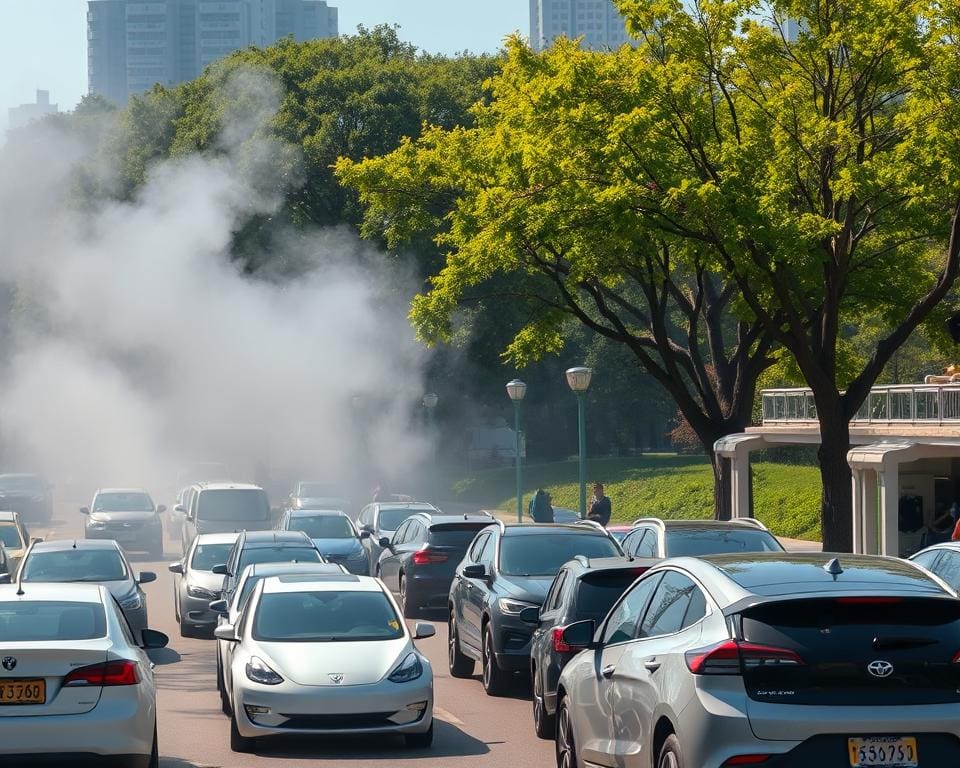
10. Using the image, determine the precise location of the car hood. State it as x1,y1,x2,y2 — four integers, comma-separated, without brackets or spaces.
497,574,554,604
312,539,363,558
259,636,412,686
90,510,157,522
187,569,224,593
101,579,138,601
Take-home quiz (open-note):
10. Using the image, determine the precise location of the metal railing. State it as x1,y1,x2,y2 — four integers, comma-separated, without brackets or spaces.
761,385,960,425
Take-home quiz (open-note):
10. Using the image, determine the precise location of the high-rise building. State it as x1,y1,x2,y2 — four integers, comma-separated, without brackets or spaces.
87,0,338,104
530,0,632,51
7,90,60,131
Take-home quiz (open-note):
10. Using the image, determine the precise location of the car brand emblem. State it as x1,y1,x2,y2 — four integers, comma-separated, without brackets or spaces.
1,657,16,671
868,660,894,678
328,673,344,685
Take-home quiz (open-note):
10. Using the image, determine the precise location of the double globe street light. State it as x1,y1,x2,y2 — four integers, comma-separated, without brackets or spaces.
506,379,527,523
566,367,593,519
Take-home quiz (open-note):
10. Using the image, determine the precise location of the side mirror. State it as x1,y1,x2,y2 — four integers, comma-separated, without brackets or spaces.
173,504,186,514
156,505,167,514
463,564,487,580
208,599,229,615
167,562,184,575
519,606,540,624
0,573,10,585
186,512,195,521
79,507,90,515
359,530,371,540
214,624,238,642
378,536,391,549
137,571,157,585
211,564,228,575
560,619,596,651
414,622,436,640
140,628,169,649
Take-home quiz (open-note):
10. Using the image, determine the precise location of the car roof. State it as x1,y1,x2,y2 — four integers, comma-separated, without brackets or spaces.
197,482,263,491
96,488,151,495
0,511,19,522
244,562,347,578
288,509,348,518
653,520,767,530
0,583,106,602
261,574,383,594
376,502,436,511
501,524,611,536
417,513,493,526
563,555,655,574
240,531,312,546
194,532,241,545
912,541,960,557
31,539,121,552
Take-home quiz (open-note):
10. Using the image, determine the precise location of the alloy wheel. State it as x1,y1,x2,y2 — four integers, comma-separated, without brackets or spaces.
556,702,576,768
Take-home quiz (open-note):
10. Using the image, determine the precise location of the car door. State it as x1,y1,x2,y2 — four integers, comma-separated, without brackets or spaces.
379,520,411,588
534,568,570,690
461,531,493,651
452,531,487,626
394,520,427,592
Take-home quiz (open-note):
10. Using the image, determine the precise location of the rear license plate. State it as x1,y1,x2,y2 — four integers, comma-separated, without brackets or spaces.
848,737,918,767
0,679,45,705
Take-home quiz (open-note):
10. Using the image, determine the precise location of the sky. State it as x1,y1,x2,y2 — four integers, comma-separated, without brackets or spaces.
0,0,529,128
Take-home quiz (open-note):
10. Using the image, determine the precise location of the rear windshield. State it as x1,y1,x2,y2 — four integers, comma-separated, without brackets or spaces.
22,550,127,582
198,489,270,522
574,571,643,621
0,601,106,641
429,524,491,548
0,475,43,492
238,546,321,572
289,515,355,540
0,525,23,549
378,508,418,531
93,492,154,512
253,590,404,642
298,483,339,497
665,529,783,556
191,542,236,571
499,534,622,577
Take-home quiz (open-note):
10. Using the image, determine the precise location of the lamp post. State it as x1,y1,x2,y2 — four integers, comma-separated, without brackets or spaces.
422,393,439,503
566,367,593,519
506,379,527,523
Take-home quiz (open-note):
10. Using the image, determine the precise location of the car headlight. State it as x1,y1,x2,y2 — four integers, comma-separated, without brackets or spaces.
246,656,283,685
498,598,538,615
119,593,142,611
187,585,219,600
87,521,107,530
388,652,423,683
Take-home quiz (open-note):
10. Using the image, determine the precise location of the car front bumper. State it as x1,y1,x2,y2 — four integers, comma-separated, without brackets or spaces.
491,615,535,672
85,525,161,551
179,590,221,628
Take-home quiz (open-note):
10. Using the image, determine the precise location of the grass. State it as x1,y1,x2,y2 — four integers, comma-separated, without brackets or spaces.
449,455,823,541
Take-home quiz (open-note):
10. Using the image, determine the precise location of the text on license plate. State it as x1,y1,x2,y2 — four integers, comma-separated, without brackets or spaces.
849,737,918,767
0,679,45,705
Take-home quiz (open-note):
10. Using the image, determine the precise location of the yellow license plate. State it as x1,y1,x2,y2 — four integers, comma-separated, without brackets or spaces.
0,679,45,705
849,737,918,767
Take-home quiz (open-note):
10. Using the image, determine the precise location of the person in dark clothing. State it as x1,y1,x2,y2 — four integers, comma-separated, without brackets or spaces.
529,489,554,523
587,482,612,526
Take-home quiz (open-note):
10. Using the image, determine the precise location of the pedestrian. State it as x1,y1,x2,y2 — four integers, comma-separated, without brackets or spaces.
587,482,612,526
529,489,554,523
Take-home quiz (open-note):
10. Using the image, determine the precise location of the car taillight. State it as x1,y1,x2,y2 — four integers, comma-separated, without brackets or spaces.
552,626,585,654
722,756,770,766
685,640,804,675
951,650,960,664
64,660,139,687
412,547,448,565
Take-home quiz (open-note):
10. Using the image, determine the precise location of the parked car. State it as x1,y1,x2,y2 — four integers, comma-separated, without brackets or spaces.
178,483,272,553
357,502,440,575
376,512,494,618
447,521,623,695
216,530,325,607
0,510,29,572
909,541,960,591
287,481,350,512
555,552,960,768
217,574,436,752
82,488,165,557
619,517,784,558
524,554,657,738
0,543,10,584
0,582,168,766
18,539,156,641
278,508,368,574
0,473,52,524
168,532,239,637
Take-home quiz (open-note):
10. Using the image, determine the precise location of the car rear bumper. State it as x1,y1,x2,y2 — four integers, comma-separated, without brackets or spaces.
405,575,454,611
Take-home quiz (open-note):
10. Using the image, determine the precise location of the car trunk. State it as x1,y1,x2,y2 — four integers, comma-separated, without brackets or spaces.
0,641,109,716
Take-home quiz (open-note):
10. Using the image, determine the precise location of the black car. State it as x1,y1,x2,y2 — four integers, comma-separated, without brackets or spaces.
215,530,325,605
620,517,784,558
376,511,494,618
0,473,53,524
447,521,623,696
523,554,657,737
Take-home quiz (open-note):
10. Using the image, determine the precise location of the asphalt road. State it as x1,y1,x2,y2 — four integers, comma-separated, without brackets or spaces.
41,504,555,768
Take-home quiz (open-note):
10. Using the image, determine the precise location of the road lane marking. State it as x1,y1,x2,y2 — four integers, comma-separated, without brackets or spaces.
434,706,464,725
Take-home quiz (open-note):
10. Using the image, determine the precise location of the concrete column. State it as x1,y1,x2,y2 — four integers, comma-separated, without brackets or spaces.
878,463,899,556
731,449,751,518
851,469,863,554
862,469,878,555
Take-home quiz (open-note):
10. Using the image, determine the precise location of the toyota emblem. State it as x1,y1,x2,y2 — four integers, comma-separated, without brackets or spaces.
1,657,16,671
328,673,344,685
867,660,894,678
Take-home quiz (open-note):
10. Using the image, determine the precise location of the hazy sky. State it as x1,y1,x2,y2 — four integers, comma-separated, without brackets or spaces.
1,0,529,127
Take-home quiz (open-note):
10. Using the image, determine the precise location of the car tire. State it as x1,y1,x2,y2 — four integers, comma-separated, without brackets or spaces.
448,613,474,678
555,698,578,768
230,710,255,753
532,666,555,739
482,624,510,696
399,574,413,619
218,658,232,716
147,723,159,768
658,734,684,768
404,721,434,749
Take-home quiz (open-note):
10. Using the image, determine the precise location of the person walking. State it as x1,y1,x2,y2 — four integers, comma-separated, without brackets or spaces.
529,489,554,523
587,482,612,526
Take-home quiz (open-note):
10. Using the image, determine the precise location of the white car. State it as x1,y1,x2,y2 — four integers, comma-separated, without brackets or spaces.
217,573,436,752
0,581,168,766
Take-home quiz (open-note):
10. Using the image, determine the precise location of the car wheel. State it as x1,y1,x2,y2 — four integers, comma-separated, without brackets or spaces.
399,574,412,619
447,613,474,678
532,666,555,739
219,659,232,716
147,723,159,768
404,720,434,749
230,709,255,753
658,734,684,768
556,698,578,768
482,624,510,696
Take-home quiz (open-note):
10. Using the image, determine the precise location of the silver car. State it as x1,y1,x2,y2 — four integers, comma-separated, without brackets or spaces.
0,582,168,766
556,552,960,768
82,488,166,557
169,532,239,637
217,573,436,752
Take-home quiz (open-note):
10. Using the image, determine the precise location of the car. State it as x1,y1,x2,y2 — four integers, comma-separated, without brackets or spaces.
447,521,623,695
0,473,52,524
168,532,240,637
287,481,350,512
619,516,785,558
0,582,168,767
216,530,326,607
555,552,960,768
0,543,10,584
605,524,634,542
278,508,368,575
178,483,272,553
18,539,157,641
908,540,960,591
210,561,349,716
216,573,436,752
524,554,657,738
82,488,166,557
376,511,495,618
0,510,29,572
357,502,440,574
551,508,581,524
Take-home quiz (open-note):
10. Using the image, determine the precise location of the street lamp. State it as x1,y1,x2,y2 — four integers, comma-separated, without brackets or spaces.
566,367,593,519
423,393,439,503
506,379,527,523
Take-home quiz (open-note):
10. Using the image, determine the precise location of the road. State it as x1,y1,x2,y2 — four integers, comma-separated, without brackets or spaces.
40,503,555,768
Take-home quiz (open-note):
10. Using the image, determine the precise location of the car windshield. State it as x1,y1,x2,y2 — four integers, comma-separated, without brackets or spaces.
378,507,418,531
288,515,355,540
665,529,783,556
93,492,154,512
22,549,128,582
498,534,621,577
0,525,23,549
0,475,43,492
0,601,107,641
253,589,405,642
298,483,338,497
197,489,270,521
237,546,322,572
191,542,236,571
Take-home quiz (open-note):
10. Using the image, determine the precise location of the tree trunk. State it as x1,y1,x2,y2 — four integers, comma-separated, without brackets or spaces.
708,448,732,521
817,408,853,552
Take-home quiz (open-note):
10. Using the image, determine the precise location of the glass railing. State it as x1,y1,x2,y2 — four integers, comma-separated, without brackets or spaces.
761,385,960,425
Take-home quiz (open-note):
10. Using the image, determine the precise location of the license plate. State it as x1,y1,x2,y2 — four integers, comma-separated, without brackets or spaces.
849,737,918,767
0,679,45,705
